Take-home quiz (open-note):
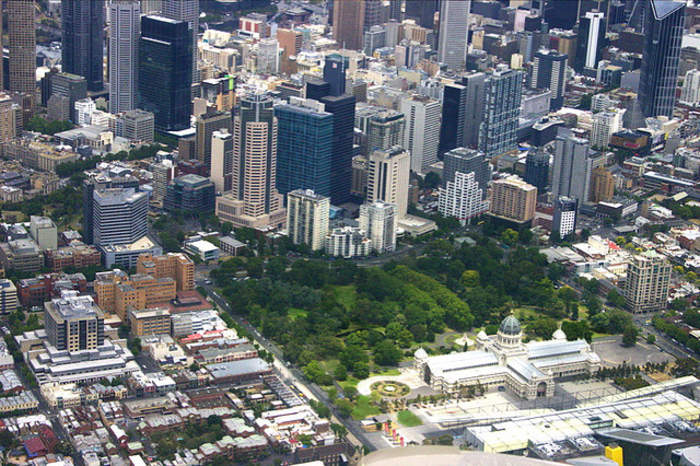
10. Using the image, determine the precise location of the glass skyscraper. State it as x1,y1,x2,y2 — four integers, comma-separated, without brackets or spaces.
61,0,105,92
138,15,192,131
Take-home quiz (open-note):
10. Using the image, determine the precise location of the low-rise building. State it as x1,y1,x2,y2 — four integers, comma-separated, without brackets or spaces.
207,358,272,384
129,308,171,337
0,279,18,314
184,240,220,262
44,243,101,272
0,239,43,274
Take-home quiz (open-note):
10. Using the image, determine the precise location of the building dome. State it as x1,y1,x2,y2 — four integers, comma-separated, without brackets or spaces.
552,328,567,341
499,315,521,335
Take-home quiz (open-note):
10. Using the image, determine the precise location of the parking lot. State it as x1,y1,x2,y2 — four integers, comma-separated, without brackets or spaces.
592,336,674,367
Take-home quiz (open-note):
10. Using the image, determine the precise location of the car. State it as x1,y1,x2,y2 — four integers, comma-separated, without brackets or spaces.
204,279,212,285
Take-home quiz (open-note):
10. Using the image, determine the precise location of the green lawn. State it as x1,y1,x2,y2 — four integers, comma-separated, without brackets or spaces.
370,368,401,377
351,395,381,420
397,410,423,427
339,376,360,391
288,308,308,321
333,285,357,310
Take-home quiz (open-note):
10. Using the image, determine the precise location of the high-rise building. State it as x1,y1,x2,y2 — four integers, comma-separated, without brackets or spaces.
92,188,149,246
140,0,162,14
216,94,286,230
440,80,467,154
151,159,175,204
30,216,58,251
0,94,19,143
275,97,333,198
367,110,404,153
531,50,568,111
61,0,105,92
277,28,303,75
118,109,155,144
109,1,141,114
442,147,490,200
551,130,604,205
624,251,671,313
590,167,615,203
332,0,365,51
161,0,199,82
8,0,36,94
575,10,606,73
82,176,141,245
525,150,549,192
323,54,348,97
638,0,685,118
490,176,537,223
680,69,700,106
195,111,232,171
359,201,397,253
256,38,280,75
0,279,18,315
139,15,192,131
322,94,356,204
400,94,440,173
479,66,523,157
367,147,410,218
363,0,384,31
44,291,105,352
552,196,577,238
364,25,386,56
591,109,625,149
438,171,488,225
164,174,216,213
46,72,88,123
286,189,330,251
211,129,233,193
438,0,470,71
388,0,402,21
405,0,439,29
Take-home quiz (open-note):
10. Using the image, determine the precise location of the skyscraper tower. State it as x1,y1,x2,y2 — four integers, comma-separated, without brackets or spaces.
139,15,192,131
61,0,105,92
525,150,549,192
531,50,568,111
575,10,606,73
332,0,365,51
109,1,140,114
438,0,470,71
161,0,199,82
638,0,685,118
8,0,36,95
479,66,523,158
405,0,439,29
323,54,348,97
400,94,440,173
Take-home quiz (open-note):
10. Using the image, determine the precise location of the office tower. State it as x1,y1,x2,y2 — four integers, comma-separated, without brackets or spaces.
164,174,215,213
61,0,105,92
438,171,488,225
525,150,549,192
551,131,604,204
531,50,568,111
479,66,523,158
680,69,700,106
638,0,684,118
0,279,18,315
277,28,302,75
140,0,162,14
286,189,330,251
590,166,615,203
400,94,440,173
442,147,490,200
323,54,348,97
109,0,140,114
364,25,386,56
363,0,384,31
323,94,356,204
45,292,105,352
256,38,280,75
591,109,625,148
333,0,365,51
405,0,438,29
211,129,233,193
217,94,286,230
438,0,470,71
389,0,402,21
624,250,671,313
82,177,140,245
139,15,192,131
367,110,404,153
275,97,333,197
30,216,58,251
440,81,467,154
490,177,537,223
46,72,88,123
552,196,577,238
8,0,36,94
151,159,175,204
367,147,410,218
359,201,397,253
161,0,199,82
118,109,155,143
92,188,148,246
575,11,606,73
195,111,231,171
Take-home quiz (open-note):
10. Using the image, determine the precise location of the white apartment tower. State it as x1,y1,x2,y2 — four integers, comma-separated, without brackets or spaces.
591,108,625,149
359,201,397,254
400,94,441,173
211,129,233,193
438,171,488,225
624,251,671,313
438,0,470,71
367,146,410,218
109,1,141,114
287,189,330,251
680,69,700,106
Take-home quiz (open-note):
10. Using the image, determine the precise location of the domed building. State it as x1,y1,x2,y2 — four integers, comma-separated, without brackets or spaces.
414,315,601,400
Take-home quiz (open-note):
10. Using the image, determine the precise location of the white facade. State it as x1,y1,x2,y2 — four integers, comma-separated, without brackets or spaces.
75,98,96,127
438,0,470,71
400,94,440,173
211,129,233,193
583,11,604,69
109,1,140,114
286,189,330,252
367,147,410,218
359,201,397,254
624,251,671,313
325,227,371,258
680,69,700,106
558,209,577,237
591,108,625,149
438,171,488,225
256,39,280,75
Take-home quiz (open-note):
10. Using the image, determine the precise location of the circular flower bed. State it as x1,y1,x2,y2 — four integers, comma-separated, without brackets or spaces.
371,381,410,397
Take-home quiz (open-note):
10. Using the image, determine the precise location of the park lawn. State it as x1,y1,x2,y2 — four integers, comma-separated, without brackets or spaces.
288,308,308,321
351,395,381,420
370,368,400,377
339,376,360,391
332,285,357,311
397,410,423,427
